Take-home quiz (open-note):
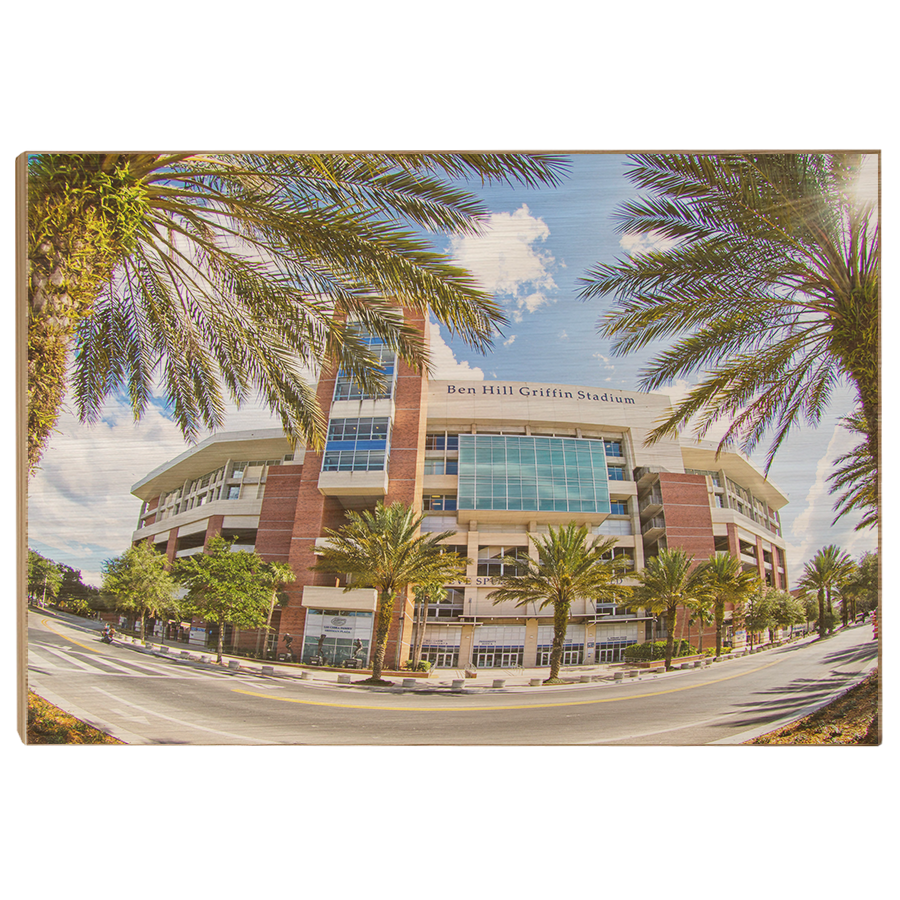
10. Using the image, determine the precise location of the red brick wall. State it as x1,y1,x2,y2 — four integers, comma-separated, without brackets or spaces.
255,465,304,563
258,307,430,668
658,473,717,647
383,308,428,668
658,473,716,563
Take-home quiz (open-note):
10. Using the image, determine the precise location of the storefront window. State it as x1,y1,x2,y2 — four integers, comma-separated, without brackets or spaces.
301,609,374,666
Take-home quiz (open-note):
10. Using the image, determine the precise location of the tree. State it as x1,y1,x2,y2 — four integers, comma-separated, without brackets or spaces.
56,565,105,617
27,550,62,607
770,589,805,640
311,501,467,683
742,589,776,649
845,551,879,618
628,547,705,671
410,580,448,670
26,152,567,473
579,153,879,523
488,524,630,683
256,561,297,659
686,594,714,652
102,541,179,641
798,545,855,638
694,552,761,657
174,535,273,663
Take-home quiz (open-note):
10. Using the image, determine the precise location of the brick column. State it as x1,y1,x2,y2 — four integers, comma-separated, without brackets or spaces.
383,308,429,668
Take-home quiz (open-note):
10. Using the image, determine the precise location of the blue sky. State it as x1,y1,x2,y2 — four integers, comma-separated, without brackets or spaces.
26,152,878,588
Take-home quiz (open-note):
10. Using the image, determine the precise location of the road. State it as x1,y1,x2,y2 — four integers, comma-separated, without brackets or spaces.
26,611,878,745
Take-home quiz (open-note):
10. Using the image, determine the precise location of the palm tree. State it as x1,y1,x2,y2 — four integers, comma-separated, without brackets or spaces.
410,580,447,670
579,153,879,522
311,501,467,683
256,561,296,659
26,152,567,473
828,410,878,531
694,552,761,658
629,547,705,671
686,595,715,652
489,524,631,683
798,545,855,638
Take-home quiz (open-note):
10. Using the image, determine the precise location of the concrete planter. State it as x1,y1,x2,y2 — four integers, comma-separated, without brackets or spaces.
625,654,703,670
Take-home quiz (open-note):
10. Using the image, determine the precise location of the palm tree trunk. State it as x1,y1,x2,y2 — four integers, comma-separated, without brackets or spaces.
665,604,677,670
258,591,277,658
412,597,430,668
371,591,395,682
547,601,570,682
818,588,826,639
715,601,724,657
140,611,146,642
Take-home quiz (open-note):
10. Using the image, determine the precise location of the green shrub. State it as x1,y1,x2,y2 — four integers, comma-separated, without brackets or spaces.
623,640,695,662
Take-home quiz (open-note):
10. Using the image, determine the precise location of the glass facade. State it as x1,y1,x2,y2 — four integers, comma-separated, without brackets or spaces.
457,435,611,513
332,332,396,401
322,417,391,472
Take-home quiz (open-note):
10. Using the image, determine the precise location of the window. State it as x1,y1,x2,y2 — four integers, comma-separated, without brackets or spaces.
610,501,627,515
323,417,391,472
423,459,458,475
457,434,612,514
227,485,241,500
477,546,528,578
333,338,396,401
327,418,389,442
423,494,457,511
594,518,632,536
604,440,623,457
425,433,459,451
427,587,465,619
322,450,386,472
607,466,626,481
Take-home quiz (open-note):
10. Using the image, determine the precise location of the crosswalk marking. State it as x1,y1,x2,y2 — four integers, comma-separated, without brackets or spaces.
27,650,63,670
28,641,283,684
36,644,96,670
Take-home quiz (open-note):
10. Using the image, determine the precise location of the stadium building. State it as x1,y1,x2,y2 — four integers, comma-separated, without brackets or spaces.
128,313,789,668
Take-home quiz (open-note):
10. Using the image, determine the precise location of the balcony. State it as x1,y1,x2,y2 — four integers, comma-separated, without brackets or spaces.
639,488,664,520
318,468,389,498
641,515,666,541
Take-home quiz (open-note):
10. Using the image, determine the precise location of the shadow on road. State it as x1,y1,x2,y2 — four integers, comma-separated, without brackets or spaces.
710,643,877,733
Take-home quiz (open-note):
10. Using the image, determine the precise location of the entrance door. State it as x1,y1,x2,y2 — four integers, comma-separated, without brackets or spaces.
500,649,522,667
430,649,459,667
474,647,496,667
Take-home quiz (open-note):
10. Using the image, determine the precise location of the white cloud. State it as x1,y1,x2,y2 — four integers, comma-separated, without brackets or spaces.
28,387,287,586
449,204,557,320
783,423,876,576
503,335,516,347
592,351,615,373
428,320,484,380
619,230,681,257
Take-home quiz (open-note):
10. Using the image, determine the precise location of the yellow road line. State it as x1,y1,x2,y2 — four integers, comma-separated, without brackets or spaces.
231,658,784,712
38,617,104,654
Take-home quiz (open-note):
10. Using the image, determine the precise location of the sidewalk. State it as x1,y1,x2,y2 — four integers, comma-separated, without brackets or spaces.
114,631,810,694
34,607,822,695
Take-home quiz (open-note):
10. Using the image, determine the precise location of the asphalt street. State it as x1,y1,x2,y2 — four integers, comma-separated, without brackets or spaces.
26,610,878,745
